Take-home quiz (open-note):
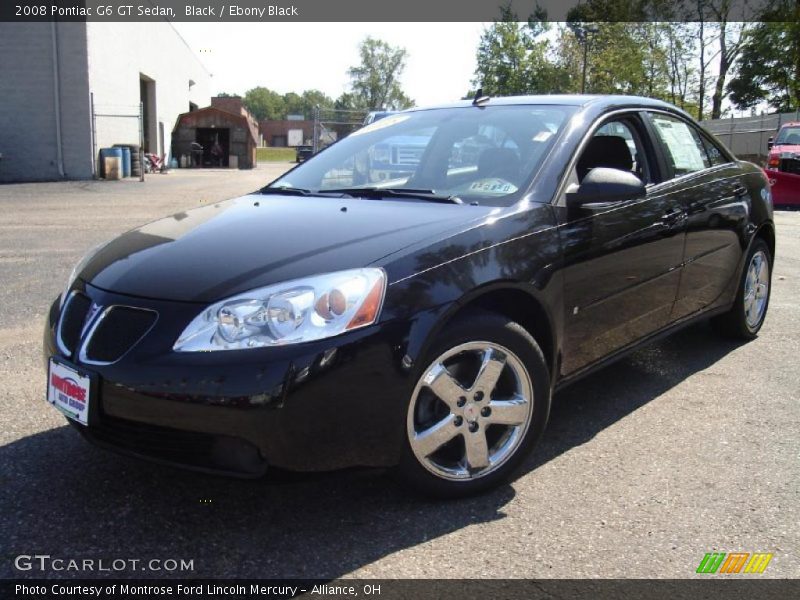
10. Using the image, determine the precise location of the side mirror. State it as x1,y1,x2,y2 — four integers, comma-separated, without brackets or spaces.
767,137,774,150
566,167,646,209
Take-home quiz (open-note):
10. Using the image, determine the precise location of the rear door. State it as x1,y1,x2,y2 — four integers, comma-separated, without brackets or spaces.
643,111,748,320
557,112,687,375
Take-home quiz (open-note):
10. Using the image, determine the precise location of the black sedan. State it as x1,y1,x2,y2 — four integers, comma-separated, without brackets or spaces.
44,95,774,497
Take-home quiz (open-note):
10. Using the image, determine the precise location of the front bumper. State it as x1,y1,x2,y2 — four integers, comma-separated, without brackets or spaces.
44,282,415,476
765,168,800,206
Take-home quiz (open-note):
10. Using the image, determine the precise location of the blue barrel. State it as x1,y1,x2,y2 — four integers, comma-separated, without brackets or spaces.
99,147,123,178
116,146,131,177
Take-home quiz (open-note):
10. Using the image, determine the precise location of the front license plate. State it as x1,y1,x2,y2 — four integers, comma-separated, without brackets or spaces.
47,358,92,426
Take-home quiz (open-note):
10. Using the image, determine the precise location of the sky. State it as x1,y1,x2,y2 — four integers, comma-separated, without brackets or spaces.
172,23,489,107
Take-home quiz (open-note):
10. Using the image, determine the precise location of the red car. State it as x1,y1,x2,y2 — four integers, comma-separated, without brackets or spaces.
765,121,800,206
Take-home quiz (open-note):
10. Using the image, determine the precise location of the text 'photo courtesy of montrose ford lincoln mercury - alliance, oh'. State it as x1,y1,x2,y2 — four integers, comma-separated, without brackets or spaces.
44,95,775,497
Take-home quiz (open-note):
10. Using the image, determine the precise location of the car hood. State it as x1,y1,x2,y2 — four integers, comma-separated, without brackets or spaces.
81,193,492,303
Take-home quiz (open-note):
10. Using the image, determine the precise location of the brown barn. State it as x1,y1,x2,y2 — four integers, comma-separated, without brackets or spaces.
172,97,259,169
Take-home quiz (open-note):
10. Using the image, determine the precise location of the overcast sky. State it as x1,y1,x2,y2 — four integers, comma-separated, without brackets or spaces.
172,23,489,107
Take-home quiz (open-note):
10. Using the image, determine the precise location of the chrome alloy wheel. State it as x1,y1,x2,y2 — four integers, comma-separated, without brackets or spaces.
407,342,534,481
744,249,770,330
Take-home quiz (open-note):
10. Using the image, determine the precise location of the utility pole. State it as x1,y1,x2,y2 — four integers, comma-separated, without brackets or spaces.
576,24,599,94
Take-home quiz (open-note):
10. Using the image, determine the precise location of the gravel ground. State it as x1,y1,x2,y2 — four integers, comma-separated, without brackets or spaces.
0,168,797,579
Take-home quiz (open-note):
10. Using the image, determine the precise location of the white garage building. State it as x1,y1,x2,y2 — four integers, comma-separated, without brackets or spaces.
0,22,211,182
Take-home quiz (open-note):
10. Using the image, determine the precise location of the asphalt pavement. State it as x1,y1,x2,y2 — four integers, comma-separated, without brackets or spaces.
0,167,797,579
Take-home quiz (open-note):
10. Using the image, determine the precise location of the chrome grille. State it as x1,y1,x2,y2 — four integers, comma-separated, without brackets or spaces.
56,293,157,364
80,306,157,365
56,292,92,356
392,145,425,166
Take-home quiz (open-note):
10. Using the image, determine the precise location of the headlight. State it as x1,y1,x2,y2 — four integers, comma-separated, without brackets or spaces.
60,242,108,308
173,268,387,352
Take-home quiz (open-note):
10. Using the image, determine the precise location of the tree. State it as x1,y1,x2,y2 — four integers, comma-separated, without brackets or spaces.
299,89,334,117
703,1,749,119
554,22,671,97
242,87,286,121
663,22,696,110
473,5,568,95
346,37,414,110
282,92,305,117
728,16,800,112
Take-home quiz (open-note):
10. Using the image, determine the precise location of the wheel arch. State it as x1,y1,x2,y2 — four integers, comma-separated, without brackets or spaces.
755,220,776,259
409,282,558,382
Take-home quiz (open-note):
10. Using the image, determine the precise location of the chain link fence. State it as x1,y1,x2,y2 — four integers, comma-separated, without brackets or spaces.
90,93,145,180
312,107,371,153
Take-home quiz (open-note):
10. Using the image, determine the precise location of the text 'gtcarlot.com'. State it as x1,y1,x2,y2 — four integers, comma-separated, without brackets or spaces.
13,554,194,572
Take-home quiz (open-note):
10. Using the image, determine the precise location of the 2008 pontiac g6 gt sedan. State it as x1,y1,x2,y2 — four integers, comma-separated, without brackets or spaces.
44,95,774,497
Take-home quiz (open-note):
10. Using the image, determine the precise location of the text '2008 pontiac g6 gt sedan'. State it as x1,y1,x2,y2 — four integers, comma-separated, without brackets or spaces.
44,95,774,497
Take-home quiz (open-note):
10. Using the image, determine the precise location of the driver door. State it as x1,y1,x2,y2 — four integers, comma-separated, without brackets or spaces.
557,113,687,375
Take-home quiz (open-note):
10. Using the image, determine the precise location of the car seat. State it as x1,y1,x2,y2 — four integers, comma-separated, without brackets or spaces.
576,136,633,181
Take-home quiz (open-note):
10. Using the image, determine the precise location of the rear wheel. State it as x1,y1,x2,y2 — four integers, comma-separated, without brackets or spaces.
398,311,550,498
712,238,772,339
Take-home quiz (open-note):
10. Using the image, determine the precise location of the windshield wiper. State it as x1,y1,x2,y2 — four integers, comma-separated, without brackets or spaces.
259,186,352,198
322,187,464,204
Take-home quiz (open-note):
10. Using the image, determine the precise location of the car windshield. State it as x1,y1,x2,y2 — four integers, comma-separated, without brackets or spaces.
268,105,576,206
775,125,800,145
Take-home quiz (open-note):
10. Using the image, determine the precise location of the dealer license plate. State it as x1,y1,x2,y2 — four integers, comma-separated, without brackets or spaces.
47,358,92,426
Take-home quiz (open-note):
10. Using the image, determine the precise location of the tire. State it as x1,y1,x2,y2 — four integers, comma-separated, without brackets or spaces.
398,310,551,498
712,238,772,339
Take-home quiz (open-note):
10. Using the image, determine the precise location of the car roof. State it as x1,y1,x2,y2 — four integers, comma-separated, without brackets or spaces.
779,121,800,128
406,94,684,113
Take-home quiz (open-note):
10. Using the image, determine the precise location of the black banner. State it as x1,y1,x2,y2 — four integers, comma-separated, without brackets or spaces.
1,0,796,23
3,579,800,600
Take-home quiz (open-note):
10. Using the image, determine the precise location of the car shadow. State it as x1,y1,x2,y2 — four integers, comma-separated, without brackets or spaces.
524,321,745,474
0,323,743,579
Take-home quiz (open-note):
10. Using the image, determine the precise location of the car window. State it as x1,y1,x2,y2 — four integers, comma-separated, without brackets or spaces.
448,124,521,170
575,117,651,184
775,125,800,145
649,113,710,177
319,127,435,188
272,105,576,206
700,133,730,167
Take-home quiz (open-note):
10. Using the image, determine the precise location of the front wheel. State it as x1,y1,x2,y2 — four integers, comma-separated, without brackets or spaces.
712,238,772,339
398,311,551,498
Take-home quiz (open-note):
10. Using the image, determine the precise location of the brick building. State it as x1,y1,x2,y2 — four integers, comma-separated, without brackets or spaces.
259,119,314,147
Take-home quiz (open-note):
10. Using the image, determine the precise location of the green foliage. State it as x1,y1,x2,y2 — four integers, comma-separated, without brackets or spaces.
345,37,414,110
473,5,570,95
474,9,715,114
540,22,673,97
728,19,800,112
241,87,334,121
243,87,285,121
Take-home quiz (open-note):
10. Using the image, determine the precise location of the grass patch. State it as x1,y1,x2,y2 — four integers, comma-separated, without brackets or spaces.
257,147,296,162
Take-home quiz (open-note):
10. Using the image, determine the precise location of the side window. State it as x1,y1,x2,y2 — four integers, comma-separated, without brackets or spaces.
700,133,730,167
649,113,710,177
576,117,651,184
